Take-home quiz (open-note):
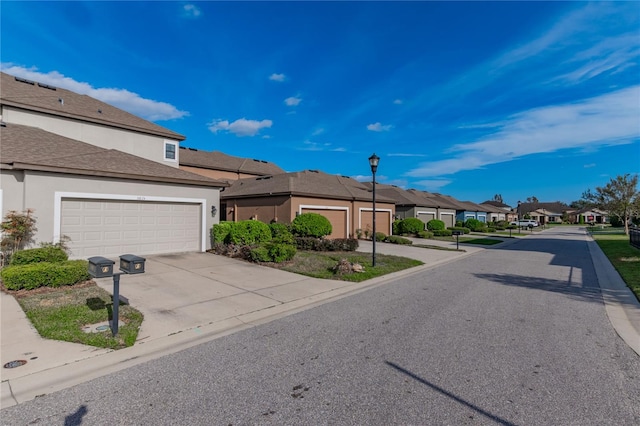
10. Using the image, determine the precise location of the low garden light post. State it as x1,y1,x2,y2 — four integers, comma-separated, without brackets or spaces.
369,153,380,267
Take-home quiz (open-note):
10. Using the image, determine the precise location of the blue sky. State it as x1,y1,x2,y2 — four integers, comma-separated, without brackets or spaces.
2,1,639,206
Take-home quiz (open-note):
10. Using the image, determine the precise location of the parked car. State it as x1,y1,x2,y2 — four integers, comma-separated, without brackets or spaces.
510,219,539,228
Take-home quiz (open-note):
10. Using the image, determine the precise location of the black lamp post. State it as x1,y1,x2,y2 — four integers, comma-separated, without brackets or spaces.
369,153,380,267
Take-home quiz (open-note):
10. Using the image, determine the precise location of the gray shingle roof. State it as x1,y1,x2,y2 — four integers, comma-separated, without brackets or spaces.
519,202,569,215
0,123,227,187
222,169,395,203
362,183,441,207
179,147,285,176
1,72,185,140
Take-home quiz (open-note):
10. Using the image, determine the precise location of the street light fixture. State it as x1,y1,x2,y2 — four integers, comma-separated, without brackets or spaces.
369,153,380,267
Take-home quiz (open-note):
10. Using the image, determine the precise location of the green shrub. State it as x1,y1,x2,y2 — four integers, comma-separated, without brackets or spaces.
464,218,485,232
212,221,233,244
448,226,470,234
248,246,271,262
291,213,332,238
385,235,413,245
10,246,68,265
375,232,386,242
433,229,453,237
295,237,358,251
269,223,294,244
426,219,445,231
417,230,434,239
392,220,402,236
1,260,90,290
228,220,272,245
398,218,424,235
266,242,297,262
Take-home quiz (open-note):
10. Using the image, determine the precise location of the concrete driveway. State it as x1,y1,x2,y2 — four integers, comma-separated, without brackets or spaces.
94,252,375,343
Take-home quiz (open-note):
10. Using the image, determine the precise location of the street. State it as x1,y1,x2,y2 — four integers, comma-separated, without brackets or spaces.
2,227,639,425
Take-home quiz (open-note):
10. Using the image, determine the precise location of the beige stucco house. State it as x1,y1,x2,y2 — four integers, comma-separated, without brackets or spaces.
0,72,228,259
221,170,396,239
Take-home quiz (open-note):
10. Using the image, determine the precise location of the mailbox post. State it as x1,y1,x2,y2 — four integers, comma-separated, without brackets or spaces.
88,254,146,336
452,230,463,250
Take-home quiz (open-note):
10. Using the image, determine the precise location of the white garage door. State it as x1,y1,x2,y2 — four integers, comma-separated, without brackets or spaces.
61,199,201,258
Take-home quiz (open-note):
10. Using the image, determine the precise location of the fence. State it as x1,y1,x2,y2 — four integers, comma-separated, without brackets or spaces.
631,227,640,250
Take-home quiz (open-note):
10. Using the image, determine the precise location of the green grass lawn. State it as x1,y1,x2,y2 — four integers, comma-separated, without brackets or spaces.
591,233,640,301
270,251,423,282
13,282,143,349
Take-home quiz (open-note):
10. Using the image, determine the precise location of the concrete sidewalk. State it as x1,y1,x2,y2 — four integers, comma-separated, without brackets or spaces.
1,240,477,408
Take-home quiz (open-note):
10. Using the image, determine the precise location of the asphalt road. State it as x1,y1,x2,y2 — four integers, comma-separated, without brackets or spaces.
2,228,639,425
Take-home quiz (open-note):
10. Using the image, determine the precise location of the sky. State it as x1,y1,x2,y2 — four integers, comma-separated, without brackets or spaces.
1,1,639,206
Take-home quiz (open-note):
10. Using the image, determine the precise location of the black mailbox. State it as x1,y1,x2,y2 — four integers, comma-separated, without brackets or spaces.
452,230,463,236
88,256,115,278
119,254,146,274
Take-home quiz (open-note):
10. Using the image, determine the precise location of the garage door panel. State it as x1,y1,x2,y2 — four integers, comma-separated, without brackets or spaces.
62,199,201,258
301,208,347,239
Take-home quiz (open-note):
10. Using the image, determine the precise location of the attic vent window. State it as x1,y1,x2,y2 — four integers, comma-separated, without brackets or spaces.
15,77,35,85
37,82,57,90
58,98,64,105
97,109,102,114
164,141,177,161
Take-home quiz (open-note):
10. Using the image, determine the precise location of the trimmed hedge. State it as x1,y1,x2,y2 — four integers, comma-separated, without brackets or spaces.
448,226,470,234
1,260,90,290
433,229,453,237
291,213,332,238
295,237,358,252
212,221,233,244
398,218,424,235
417,230,434,239
375,232,386,242
10,246,68,265
392,220,402,236
228,220,272,246
426,219,445,231
269,223,294,244
385,235,413,245
249,242,297,263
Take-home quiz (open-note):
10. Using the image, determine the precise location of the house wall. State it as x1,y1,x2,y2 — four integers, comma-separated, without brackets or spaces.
0,170,220,250
180,165,260,181
226,196,292,223
2,107,180,168
354,200,395,236
395,206,414,220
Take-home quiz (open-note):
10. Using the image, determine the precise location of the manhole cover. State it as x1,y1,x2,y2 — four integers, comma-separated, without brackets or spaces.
4,360,27,369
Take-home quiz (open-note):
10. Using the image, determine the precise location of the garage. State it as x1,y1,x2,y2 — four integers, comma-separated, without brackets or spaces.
417,211,436,228
61,198,201,258
300,207,348,239
360,209,392,236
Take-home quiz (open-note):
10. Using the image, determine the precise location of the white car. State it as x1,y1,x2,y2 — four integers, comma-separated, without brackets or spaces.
510,219,539,227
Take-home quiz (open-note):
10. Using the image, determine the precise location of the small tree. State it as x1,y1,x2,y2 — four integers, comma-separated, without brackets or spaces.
583,174,639,235
1,209,37,263
291,213,332,238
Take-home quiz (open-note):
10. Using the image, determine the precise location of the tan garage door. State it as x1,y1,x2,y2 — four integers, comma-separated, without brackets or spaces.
440,214,455,228
361,210,392,236
61,199,201,258
417,212,435,228
301,208,348,239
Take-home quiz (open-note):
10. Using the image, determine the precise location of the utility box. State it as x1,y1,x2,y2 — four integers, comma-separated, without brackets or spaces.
119,254,146,274
88,256,115,278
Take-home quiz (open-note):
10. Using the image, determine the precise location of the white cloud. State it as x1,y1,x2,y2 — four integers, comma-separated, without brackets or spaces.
284,95,302,106
393,99,403,105
584,163,596,168
208,118,272,137
367,122,393,132
1,64,188,121
269,73,286,82
414,180,452,191
298,140,344,152
183,4,202,18
312,128,325,136
406,86,640,178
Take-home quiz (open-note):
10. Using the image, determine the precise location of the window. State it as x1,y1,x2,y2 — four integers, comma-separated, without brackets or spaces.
164,142,177,161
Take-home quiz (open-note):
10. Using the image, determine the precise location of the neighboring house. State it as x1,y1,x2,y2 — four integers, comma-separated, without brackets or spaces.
430,194,489,223
1,72,184,168
221,170,396,238
1,72,228,259
179,147,285,182
518,202,570,225
403,189,458,228
572,207,609,224
481,200,514,222
367,184,440,229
